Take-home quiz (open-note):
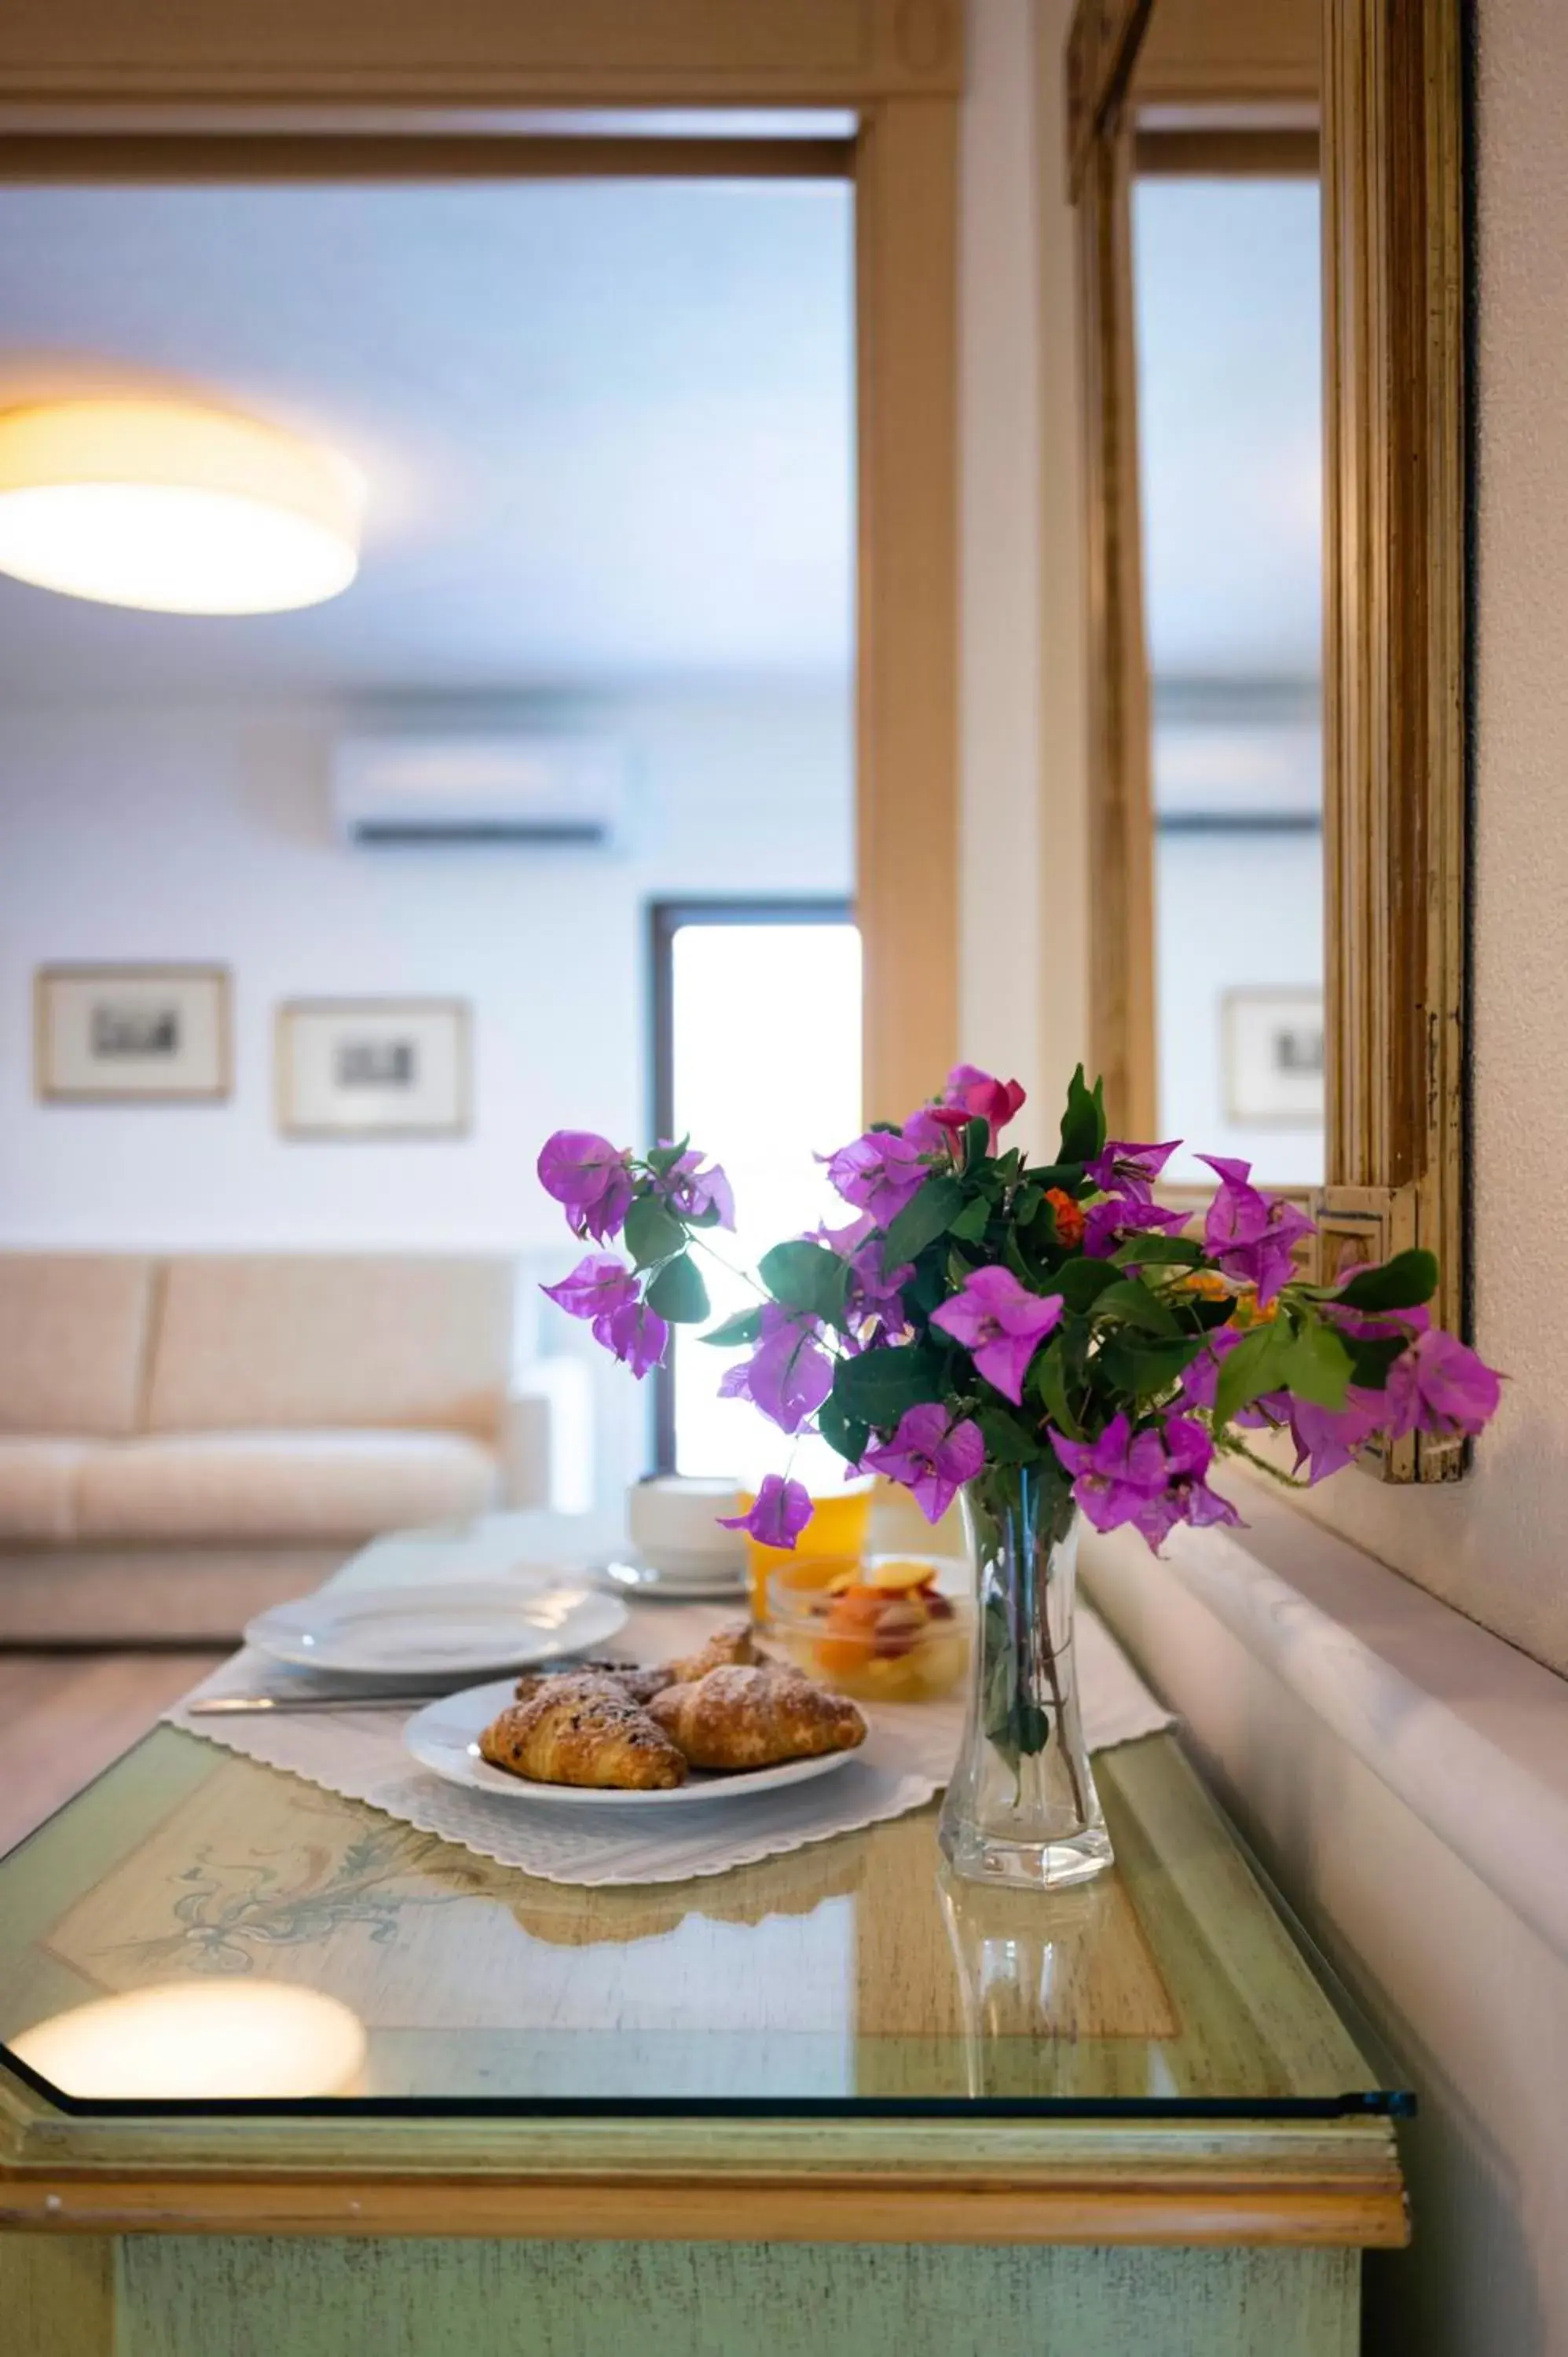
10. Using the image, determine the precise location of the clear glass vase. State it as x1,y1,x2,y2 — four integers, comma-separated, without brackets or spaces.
937,1466,1114,1890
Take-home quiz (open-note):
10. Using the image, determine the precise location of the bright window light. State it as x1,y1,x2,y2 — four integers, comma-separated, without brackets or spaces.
661,912,861,1485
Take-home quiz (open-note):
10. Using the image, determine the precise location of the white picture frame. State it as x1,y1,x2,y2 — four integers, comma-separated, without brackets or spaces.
1222,988,1324,1127
35,965,231,1104
276,999,471,1140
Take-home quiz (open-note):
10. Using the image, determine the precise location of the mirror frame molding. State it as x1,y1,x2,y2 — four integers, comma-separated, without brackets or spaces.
1066,0,1467,1482
0,0,964,1127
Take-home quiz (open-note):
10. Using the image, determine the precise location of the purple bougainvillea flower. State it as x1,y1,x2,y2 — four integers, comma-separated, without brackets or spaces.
1199,1155,1317,1304
864,1403,985,1523
1085,1139,1181,1200
540,1252,639,1323
537,1130,636,1244
844,1236,914,1348
1288,1390,1388,1483
1131,1413,1242,1547
1380,1329,1501,1442
657,1147,735,1230
1083,1193,1190,1259
824,1129,932,1226
1050,1413,1169,1534
720,1305,834,1435
930,1266,1064,1405
717,1473,814,1551
591,1297,668,1380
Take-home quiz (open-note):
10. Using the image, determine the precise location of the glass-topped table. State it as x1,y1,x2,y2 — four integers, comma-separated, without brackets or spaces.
0,1534,1408,2357
0,1721,1399,2121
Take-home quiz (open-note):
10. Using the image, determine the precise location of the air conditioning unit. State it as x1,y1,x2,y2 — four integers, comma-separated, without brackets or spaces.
332,733,628,849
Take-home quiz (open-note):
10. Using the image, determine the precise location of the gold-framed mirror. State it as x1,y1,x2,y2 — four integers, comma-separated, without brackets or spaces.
1065,0,1466,1482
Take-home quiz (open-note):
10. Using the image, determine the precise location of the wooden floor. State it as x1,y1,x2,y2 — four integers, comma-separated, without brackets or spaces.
0,1650,224,1857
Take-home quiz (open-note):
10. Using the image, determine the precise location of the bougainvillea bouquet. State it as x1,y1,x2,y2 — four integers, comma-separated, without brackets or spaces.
537,1065,1498,1889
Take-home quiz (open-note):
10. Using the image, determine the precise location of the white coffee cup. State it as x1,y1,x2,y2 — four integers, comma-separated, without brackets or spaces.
627,1474,746,1578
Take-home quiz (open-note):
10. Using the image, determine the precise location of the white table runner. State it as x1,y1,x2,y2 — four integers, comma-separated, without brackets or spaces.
166,1585,1174,1888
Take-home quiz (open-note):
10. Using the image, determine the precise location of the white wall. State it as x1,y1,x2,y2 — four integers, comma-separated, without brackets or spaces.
0,686,850,1252
0,685,851,1503
958,0,1090,1145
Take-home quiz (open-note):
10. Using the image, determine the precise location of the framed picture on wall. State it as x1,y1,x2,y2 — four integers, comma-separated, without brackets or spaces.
1222,988,1324,1127
35,965,231,1103
276,999,471,1140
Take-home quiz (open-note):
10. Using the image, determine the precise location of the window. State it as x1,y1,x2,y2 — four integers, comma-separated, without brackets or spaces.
650,901,861,1479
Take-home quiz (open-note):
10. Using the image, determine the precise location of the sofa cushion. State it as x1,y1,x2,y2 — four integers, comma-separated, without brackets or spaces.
74,1430,500,1545
0,1438,92,1541
145,1255,515,1440
0,1256,153,1438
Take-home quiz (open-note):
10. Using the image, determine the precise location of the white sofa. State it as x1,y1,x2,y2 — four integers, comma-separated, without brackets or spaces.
0,1252,574,1643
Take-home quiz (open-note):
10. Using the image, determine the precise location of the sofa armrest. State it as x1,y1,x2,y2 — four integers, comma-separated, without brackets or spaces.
502,1361,594,1514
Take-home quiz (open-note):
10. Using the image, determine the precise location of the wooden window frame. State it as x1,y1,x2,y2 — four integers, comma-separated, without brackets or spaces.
1066,0,1467,1483
0,0,963,1128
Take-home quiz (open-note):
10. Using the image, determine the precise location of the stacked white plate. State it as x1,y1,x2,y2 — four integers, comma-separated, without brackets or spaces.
243,1578,629,1681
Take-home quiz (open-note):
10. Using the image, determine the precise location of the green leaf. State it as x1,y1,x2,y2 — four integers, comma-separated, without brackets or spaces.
643,1136,690,1177
817,1395,870,1468
1345,1333,1405,1390
1031,1340,1084,1439
1113,1231,1203,1268
758,1239,849,1327
645,1253,709,1324
1093,1277,1180,1337
1013,1183,1043,1225
1057,1063,1107,1165
1097,1333,1204,1400
699,1307,763,1350
884,1174,966,1263
1330,1248,1439,1314
832,1343,946,1427
1280,1317,1354,1409
976,1404,1043,1465
1052,1256,1123,1313
948,1193,992,1246
1211,1319,1294,1433
962,1115,991,1168
623,1195,686,1270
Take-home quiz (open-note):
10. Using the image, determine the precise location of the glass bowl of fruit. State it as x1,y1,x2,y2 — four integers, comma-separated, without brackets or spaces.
765,1556,973,1704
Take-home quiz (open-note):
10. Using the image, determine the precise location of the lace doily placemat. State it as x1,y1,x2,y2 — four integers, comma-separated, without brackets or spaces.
166,1600,1173,1887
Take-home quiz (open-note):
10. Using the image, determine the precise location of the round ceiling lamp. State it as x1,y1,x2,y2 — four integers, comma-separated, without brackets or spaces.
0,397,364,614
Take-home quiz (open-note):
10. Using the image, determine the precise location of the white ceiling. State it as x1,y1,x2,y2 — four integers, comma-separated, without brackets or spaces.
1134,175,1322,684
0,178,854,697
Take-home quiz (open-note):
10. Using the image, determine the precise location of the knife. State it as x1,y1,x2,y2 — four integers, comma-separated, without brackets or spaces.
185,1688,463,1715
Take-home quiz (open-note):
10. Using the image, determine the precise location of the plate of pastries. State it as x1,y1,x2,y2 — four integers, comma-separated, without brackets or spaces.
404,1620,869,1805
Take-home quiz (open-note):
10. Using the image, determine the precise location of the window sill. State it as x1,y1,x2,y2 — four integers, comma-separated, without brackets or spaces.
1083,1474,1568,1965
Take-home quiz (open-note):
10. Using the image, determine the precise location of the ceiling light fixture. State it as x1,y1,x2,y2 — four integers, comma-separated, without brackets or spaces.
0,397,364,614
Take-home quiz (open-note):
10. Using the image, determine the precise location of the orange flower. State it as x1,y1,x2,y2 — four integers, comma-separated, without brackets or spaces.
1181,1270,1233,1301
1045,1188,1086,1251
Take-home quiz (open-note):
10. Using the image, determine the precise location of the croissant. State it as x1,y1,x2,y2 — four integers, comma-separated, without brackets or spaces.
514,1659,672,1707
480,1674,687,1790
662,1619,761,1685
649,1663,866,1772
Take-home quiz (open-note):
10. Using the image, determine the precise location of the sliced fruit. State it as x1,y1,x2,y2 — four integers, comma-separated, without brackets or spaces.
865,1559,940,1594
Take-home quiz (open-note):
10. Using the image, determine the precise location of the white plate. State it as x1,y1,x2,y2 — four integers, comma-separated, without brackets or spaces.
593,1555,747,1602
244,1581,628,1678
405,1677,859,1806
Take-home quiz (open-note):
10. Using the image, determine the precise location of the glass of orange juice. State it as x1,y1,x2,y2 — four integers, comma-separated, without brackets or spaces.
741,1477,874,1619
